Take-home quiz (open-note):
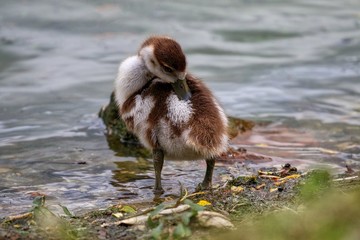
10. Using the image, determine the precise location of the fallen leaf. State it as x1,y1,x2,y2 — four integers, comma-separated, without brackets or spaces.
259,175,280,180
274,180,286,186
279,174,301,181
112,212,124,218
120,205,136,214
197,200,211,206
101,215,148,227
231,186,244,193
255,183,266,190
7,212,33,221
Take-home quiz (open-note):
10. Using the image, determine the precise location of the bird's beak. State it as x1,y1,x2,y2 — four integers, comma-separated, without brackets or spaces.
171,78,191,101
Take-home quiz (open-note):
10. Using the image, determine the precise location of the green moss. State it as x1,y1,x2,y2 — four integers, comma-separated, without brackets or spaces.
298,169,331,202
228,175,258,186
98,92,140,144
227,116,255,138
98,92,150,157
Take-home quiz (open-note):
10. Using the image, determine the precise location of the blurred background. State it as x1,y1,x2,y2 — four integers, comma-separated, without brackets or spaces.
0,0,359,217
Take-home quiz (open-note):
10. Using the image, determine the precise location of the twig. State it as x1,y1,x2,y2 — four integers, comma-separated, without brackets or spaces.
7,212,33,221
333,176,359,182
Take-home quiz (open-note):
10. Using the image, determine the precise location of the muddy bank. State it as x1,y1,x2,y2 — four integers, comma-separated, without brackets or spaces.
2,166,359,240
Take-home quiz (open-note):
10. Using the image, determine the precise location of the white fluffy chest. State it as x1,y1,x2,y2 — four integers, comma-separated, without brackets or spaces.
123,92,193,128
166,94,193,126
122,92,196,157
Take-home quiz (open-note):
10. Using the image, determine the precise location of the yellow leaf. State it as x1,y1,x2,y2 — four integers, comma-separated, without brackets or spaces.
279,174,301,181
259,175,280,180
269,188,278,193
231,186,244,193
112,212,124,218
274,180,286,186
255,183,266,190
197,200,211,206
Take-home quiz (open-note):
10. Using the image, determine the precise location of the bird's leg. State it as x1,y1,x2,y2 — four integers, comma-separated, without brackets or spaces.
199,158,215,190
153,148,164,194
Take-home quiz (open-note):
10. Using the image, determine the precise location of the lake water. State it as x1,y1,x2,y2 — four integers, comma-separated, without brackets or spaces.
1,0,359,217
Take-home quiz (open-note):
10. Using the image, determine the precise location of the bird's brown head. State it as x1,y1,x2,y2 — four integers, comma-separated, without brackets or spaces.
139,36,191,100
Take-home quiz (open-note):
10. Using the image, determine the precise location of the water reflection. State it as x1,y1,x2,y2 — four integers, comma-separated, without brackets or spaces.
105,133,150,158
112,158,152,184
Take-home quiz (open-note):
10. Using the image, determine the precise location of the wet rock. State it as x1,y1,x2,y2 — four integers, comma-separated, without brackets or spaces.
98,92,151,157
227,116,255,139
196,211,234,228
98,92,139,144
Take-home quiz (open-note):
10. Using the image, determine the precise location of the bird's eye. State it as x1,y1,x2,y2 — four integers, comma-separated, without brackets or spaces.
162,65,173,73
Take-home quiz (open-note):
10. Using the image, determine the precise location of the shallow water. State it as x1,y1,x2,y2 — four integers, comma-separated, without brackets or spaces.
1,0,360,217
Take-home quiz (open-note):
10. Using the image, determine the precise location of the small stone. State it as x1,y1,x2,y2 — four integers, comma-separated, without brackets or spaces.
196,211,234,228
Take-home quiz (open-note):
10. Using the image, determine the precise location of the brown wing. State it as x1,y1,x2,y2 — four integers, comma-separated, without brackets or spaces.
186,74,228,157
